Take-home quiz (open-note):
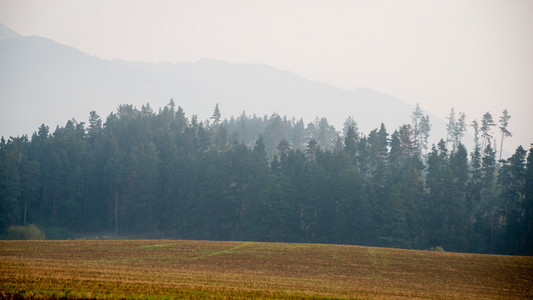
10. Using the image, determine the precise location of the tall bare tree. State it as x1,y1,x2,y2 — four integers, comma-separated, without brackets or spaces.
480,112,496,154
498,109,512,161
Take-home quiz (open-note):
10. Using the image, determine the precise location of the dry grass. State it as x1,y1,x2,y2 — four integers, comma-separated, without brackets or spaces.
1,240,532,299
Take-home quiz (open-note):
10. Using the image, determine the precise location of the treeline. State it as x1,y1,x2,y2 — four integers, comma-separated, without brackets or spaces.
0,101,532,255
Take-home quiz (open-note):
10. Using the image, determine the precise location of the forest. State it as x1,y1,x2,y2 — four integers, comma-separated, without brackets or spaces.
0,100,531,255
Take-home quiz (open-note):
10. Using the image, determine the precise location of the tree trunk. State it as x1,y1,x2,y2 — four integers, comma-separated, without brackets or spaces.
114,190,119,235
499,133,504,162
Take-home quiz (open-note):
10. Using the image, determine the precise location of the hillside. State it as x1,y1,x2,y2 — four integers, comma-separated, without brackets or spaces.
0,24,452,148
1,240,531,299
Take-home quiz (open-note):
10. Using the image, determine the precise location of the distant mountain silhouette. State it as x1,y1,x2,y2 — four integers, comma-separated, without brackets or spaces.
0,23,20,39
0,24,452,148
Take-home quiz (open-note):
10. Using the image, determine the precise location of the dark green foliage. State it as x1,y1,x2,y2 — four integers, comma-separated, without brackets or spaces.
524,149,533,254
499,146,527,254
0,103,529,255
40,225,75,240
0,138,22,231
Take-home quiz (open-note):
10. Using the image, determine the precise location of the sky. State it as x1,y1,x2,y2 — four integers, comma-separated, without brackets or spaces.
0,0,532,152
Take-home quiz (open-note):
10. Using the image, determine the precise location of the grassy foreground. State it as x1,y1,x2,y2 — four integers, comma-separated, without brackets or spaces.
0,240,532,299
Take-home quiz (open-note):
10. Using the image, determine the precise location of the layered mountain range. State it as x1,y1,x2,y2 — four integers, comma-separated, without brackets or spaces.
0,23,451,148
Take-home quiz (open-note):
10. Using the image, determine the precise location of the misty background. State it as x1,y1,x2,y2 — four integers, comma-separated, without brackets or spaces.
0,23,450,150
0,0,532,154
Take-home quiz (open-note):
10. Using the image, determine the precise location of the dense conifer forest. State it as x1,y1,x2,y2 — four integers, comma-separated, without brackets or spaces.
1,101,532,255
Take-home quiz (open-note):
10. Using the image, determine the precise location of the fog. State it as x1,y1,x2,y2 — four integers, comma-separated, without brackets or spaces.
0,0,532,152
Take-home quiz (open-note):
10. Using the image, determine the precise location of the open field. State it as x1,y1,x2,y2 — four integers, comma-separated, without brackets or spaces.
1,240,532,299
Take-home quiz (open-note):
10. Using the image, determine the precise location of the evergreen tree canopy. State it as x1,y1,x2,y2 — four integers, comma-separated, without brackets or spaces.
0,103,529,255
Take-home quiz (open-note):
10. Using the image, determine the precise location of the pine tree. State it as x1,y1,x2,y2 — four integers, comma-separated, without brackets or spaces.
317,117,335,150
214,124,229,152
498,109,512,162
291,119,306,150
306,139,318,161
448,144,469,250
102,132,122,234
263,113,287,157
398,124,417,159
419,115,431,154
388,130,402,173
343,117,358,139
344,125,358,161
412,104,431,154
480,142,497,252
445,108,466,151
480,112,496,154
368,124,389,185
211,103,221,127
412,103,423,147
426,140,455,250
498,146,526,254
446,108,456,149
0,138,22,231
522,148,533,254
455,112,467,146
87,111,102,142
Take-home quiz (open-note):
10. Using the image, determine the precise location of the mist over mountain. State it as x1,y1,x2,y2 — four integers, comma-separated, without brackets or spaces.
0,24,453,148
0,23,20,40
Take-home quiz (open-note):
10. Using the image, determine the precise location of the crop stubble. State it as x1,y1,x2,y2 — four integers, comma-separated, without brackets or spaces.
0,240,532,299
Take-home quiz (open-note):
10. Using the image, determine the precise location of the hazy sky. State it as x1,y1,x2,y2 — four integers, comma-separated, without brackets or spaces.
1,0,532,151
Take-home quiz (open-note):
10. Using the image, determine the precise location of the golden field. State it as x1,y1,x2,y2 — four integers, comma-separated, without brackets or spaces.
1,240,532,299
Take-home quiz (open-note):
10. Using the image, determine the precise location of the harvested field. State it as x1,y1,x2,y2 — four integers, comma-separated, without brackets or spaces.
1,240,532,299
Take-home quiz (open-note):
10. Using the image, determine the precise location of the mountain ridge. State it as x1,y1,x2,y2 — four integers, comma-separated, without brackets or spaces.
0,23,20,39
0,24,454,149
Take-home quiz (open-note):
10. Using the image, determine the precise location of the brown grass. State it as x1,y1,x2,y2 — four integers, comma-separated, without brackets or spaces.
1,240,532,299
